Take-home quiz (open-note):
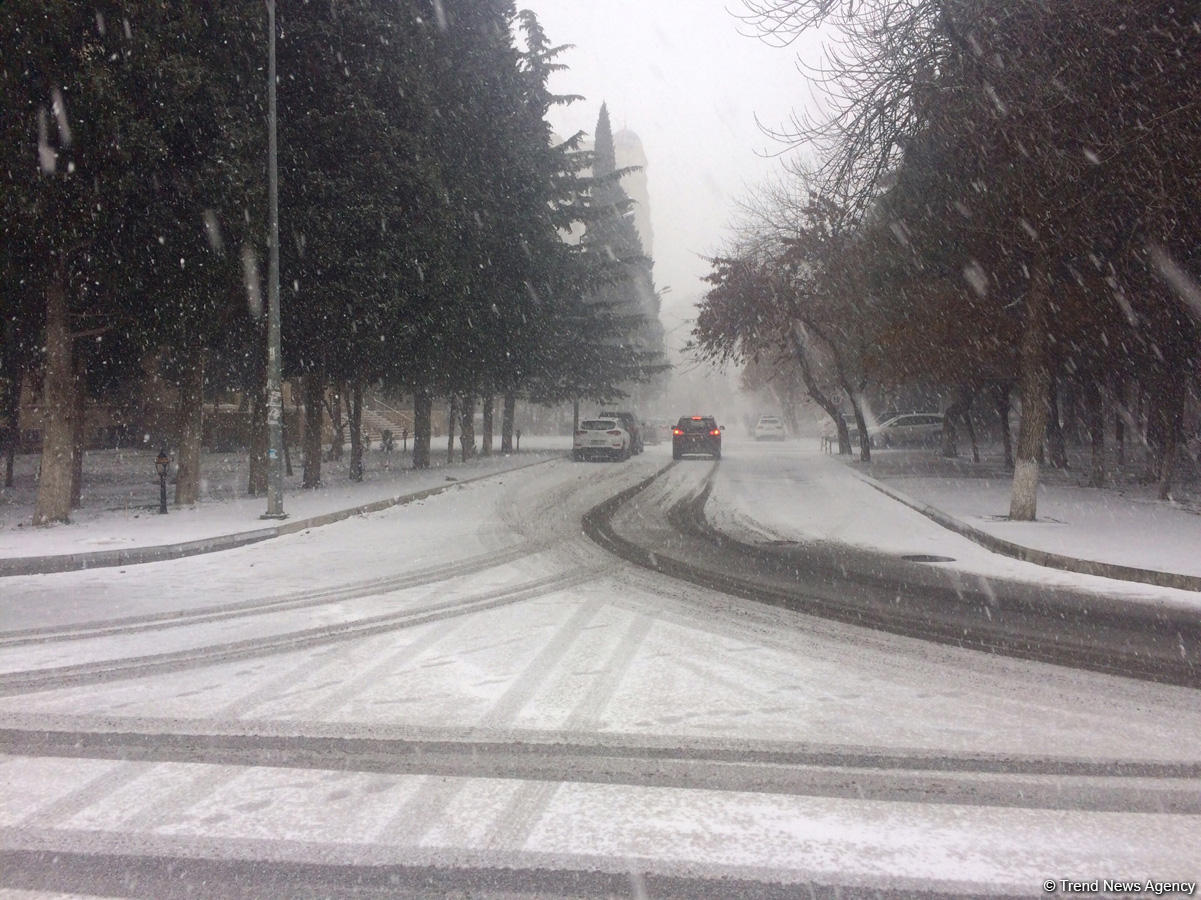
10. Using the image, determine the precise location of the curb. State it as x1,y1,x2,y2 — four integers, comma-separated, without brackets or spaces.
584,459,1201,687
0,455,558,578
845,465,1201,593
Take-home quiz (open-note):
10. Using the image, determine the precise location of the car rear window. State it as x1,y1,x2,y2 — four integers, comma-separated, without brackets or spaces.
759,417,780,424
677,418,716,432
581,420,616,430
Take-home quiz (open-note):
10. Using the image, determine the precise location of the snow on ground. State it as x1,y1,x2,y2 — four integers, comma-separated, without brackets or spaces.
0,436,571,560
3,448,1200,889
856,446,1201,578
706,439,1201,608
2,753,1197,892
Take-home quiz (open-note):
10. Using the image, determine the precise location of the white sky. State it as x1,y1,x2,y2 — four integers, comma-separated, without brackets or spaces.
520,0,827,330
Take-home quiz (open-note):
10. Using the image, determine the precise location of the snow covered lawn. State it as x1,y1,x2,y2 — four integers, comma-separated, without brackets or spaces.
854,445,1201,579
705,440,1201,606
0,437,570,561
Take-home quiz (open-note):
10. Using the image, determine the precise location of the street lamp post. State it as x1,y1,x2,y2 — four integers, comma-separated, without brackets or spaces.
263,0,286,520
155,448,169,515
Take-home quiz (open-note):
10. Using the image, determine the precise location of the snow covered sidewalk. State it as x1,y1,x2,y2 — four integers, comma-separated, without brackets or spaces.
0,437,570,572
705,440,1201,603
854,447,1201,584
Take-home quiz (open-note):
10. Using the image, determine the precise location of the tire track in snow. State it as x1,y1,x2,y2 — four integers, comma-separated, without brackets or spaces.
0,540,545,649
4,726,1199,814
0,569,599,697
586,460,1201,688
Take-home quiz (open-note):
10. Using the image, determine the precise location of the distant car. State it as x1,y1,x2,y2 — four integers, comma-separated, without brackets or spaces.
573,419,631,461
753,415,786,441
870,412,944,448
599,411,643,454
672,415,723,460
641,419,666,445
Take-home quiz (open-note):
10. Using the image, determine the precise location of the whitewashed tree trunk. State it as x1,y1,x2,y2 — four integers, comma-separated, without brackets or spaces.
1009,264,1051,521
481,394,494,456
458,394,476,462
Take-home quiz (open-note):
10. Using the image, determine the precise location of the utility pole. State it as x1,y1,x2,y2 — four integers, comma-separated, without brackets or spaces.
263,0,286,519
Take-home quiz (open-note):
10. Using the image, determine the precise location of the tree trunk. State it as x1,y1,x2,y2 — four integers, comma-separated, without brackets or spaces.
282,405,293,476
788,333,849,454
446,395,457,463
327,384,345,461
69,355,87,509
302,371,324,488
174,346,206,506
2,370,20,488
1046,376,1069,469
995,383,1014,470
1084,377,1105,488
1009,265,1051,521
848,393,871,462
941,393,964,459
1061,379,1080,446
572,398,580,436
348,379,363,482
964,403,980,464
940,410,958,458
942,388,975,460
413,387,431,469
458,394,476,462
825,336,868,459
291,381,304,475
501,392,516,453
34,271,76,526
481,394,494,456
1156,374,1184,501
248,383,267,495
1114,376,1126,468
1144,381,1164,481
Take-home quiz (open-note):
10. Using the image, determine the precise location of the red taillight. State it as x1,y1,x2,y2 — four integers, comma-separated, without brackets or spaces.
691,416,702,420
672,428,683,435
710,429,720,436
607,430,622,436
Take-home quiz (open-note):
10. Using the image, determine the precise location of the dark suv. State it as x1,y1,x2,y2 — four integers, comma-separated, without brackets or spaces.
599,411,643,454
672,415,722,460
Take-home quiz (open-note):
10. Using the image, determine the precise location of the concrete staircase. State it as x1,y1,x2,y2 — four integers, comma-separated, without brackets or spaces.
358,397,412,449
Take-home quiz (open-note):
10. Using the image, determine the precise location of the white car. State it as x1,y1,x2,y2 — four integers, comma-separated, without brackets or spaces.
572,419,631,461
753,415,786,440
870,413,944,448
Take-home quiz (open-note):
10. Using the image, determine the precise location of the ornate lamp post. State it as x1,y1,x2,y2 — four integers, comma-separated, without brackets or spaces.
154,448,170,515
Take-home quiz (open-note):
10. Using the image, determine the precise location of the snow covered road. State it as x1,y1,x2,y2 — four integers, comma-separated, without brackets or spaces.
1,444,1198,897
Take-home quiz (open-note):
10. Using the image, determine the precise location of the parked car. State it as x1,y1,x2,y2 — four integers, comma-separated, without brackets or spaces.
598,411,643,454
672,415,723,460
870,412,944,448
753,415,786,441
572,419,631,461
